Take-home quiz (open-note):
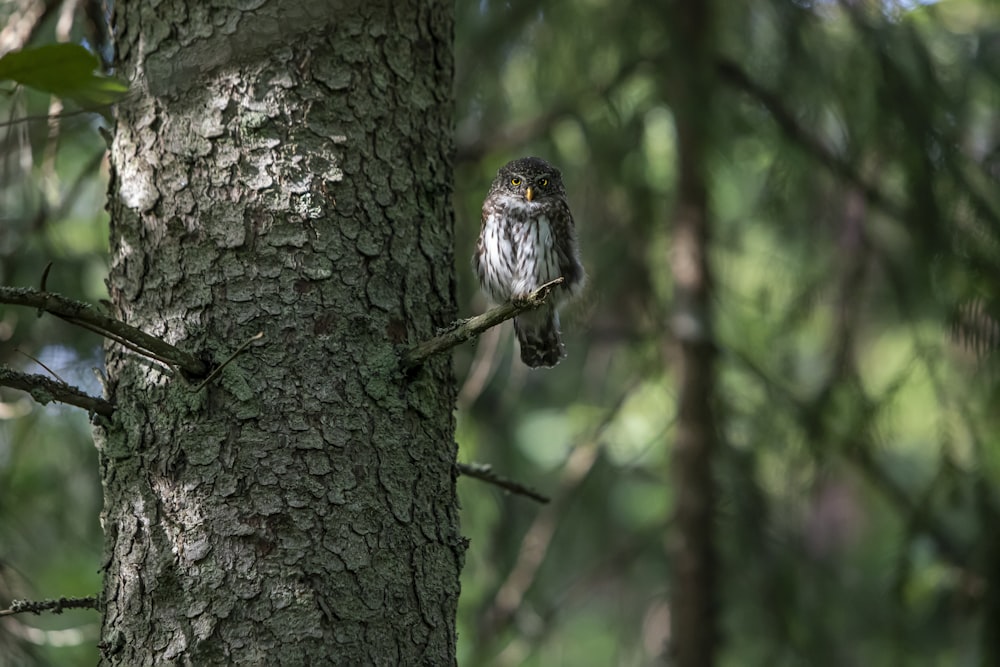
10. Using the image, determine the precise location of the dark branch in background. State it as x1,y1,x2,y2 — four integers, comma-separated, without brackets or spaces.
456,462,549,504
729,349,969,570
0,286,207,377
0,596,99,617
721,42,1000,283
715,58,905,220
456,51,657,164
718,38,988,575
0,367,113,417
401,277,564,370
0,104,115,130
848,441,969,568
474,382,638,654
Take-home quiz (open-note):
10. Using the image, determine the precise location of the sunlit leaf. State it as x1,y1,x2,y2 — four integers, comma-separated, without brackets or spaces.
0,43,127,106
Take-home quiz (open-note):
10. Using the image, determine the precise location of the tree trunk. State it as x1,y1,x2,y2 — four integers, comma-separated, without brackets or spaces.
666,0,717,665
96,1,461,664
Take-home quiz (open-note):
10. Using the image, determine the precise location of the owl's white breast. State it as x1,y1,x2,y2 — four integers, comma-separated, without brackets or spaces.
479,199,563,303
479,210,516,302
512,213,561,297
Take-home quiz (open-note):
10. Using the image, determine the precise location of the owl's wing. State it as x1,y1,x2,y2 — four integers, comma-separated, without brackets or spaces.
474,199,497,275
553,201,586,295
475,196,516,303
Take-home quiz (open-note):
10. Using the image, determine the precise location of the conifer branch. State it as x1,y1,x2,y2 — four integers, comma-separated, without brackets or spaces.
456,462,550,504
0,596,99,617
401,277,564,370
0,287,207,377
0,367,114,417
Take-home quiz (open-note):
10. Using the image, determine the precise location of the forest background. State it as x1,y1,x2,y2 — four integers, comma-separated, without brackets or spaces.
2,1,999,665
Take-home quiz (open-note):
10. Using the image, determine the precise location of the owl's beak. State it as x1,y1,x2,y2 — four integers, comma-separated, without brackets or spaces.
525,187,534,202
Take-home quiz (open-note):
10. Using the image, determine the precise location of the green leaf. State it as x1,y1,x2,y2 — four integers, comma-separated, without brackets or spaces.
0,43,127,106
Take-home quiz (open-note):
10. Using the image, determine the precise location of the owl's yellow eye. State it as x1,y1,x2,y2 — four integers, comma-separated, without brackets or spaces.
511,177,521,186
539,178,549,187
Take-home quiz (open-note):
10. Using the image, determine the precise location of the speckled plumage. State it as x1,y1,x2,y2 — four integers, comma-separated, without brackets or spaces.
475,157,585,367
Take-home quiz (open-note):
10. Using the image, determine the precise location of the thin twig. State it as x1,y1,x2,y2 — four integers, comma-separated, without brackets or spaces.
15,348,66,384
0,104,113,130
192,331,264,392
39,262,53,292
456,462,550,504
0,596,99,617
401,277,564,370
0,367,114,416
0,286,207,376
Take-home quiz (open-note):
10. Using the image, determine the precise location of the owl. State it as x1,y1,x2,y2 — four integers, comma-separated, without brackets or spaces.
475,156,585,367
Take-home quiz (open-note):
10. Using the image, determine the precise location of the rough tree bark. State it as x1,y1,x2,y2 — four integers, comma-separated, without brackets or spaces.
96,1,462,664
666,0,717,665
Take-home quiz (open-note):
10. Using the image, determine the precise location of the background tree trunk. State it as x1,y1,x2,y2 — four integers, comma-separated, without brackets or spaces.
97,1,461,664
666,0,717,665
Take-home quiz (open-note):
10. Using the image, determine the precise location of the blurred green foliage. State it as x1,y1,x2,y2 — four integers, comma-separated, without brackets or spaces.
3,0,1000,665
0,6,112,664
453,1,1000,665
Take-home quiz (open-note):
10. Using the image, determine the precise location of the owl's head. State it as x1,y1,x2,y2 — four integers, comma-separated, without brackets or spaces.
492,156,565,203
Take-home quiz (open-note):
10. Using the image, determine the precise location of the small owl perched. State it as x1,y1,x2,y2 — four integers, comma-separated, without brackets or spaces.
475,157,585,367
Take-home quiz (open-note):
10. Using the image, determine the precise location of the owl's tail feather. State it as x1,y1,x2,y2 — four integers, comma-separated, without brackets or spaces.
514,305,564,368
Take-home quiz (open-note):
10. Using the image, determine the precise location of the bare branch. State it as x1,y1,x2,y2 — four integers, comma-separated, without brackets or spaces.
0,286,207,377
456,462,550,504
0,104,114,130
0,367,114,416
15,348,66,384
0,596,99,617
400,277,564,370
